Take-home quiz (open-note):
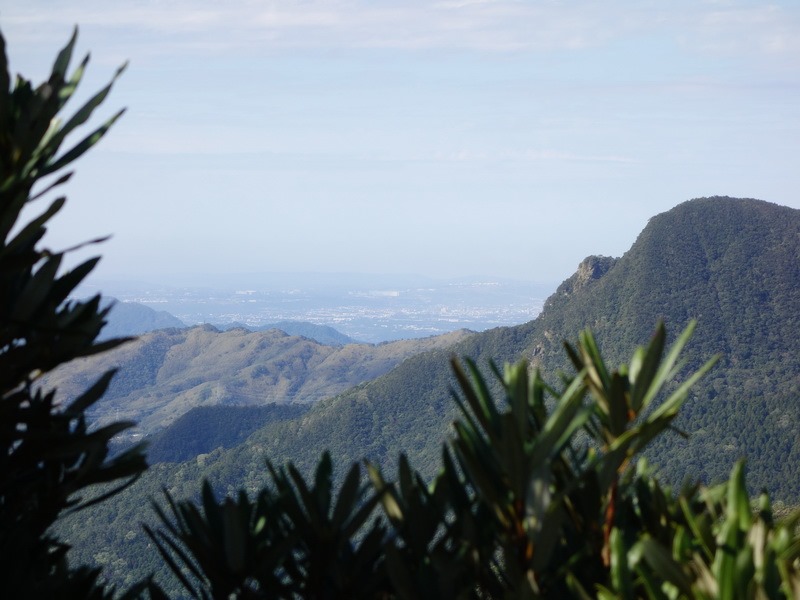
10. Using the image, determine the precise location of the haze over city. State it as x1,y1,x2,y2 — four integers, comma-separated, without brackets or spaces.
3,1,799,285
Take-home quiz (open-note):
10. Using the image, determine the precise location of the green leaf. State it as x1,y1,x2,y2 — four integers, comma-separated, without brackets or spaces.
40,108,125,176
450,357,499,436
579,328,612,396
41,61,127,160
529,370,587,466
28,172,72,202
222,500,246,573
714,519,739,600
66,369,116,414
610,527,633,599
50,26,78,80
332,462,362,529
629,322,666,412
5,196,65,253
637,321,697,411
0,30,10,124
367,461,404,523
637,537,694,597
143,524,203,598
727,460,752,532
679,496,714,561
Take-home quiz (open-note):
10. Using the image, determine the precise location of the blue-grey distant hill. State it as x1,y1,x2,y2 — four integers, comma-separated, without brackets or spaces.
99,298,185,339
97,296,355,347
216,321,356,346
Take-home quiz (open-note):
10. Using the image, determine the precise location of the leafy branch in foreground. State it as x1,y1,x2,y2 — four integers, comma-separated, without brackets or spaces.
0,26,147,598
149,321,800,598
146,453,386,599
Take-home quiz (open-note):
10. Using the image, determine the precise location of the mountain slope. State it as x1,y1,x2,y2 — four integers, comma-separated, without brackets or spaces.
145,404,310,463
193,196,800,497
62,197,800,589
217,321,356,345
42,325,473,436
527,197,800,365
516,197,800,496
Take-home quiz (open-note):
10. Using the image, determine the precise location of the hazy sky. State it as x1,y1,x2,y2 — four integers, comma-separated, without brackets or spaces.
3,1,799,285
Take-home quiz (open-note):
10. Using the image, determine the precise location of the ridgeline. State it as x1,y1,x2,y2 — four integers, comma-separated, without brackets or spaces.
62,197,800,589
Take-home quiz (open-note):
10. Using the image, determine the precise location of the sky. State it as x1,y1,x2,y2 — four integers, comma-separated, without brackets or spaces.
2,1,799,286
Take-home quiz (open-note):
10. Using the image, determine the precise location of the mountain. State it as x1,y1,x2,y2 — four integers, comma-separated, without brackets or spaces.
206,197,800,495
145,404,310,463
60,197,800,589
216,320,356,345
42,324,473,437
513,197,800,497
98,298,185,339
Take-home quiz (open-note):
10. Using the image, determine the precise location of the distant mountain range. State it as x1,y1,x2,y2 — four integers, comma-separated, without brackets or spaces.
61,197,800,589
100,297,359,346
90,275,549,343
43,324,473,437
165,197,797,497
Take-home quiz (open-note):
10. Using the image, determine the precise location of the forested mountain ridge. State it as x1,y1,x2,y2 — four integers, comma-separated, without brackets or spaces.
525,197,800,364
41,324,473,437
178,196,800,496
62,197,800,589
511,197,800,497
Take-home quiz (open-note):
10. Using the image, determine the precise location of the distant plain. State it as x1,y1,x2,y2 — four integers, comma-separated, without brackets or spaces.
84,274,551,342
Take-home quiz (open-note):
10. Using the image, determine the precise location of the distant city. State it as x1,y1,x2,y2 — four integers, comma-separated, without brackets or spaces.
86,274,554,343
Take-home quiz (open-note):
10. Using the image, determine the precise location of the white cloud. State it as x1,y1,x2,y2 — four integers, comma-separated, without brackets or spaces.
0,1,781,54
1,0,796,69
683,3,800,58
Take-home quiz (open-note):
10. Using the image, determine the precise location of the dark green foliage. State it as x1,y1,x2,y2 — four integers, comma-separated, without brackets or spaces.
149,323,800,598
147,453,387,598
0,27,147,596
369,322,718,598
522,198,800,498
147,404,310,464
62,197,800,589
211,196,800,499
